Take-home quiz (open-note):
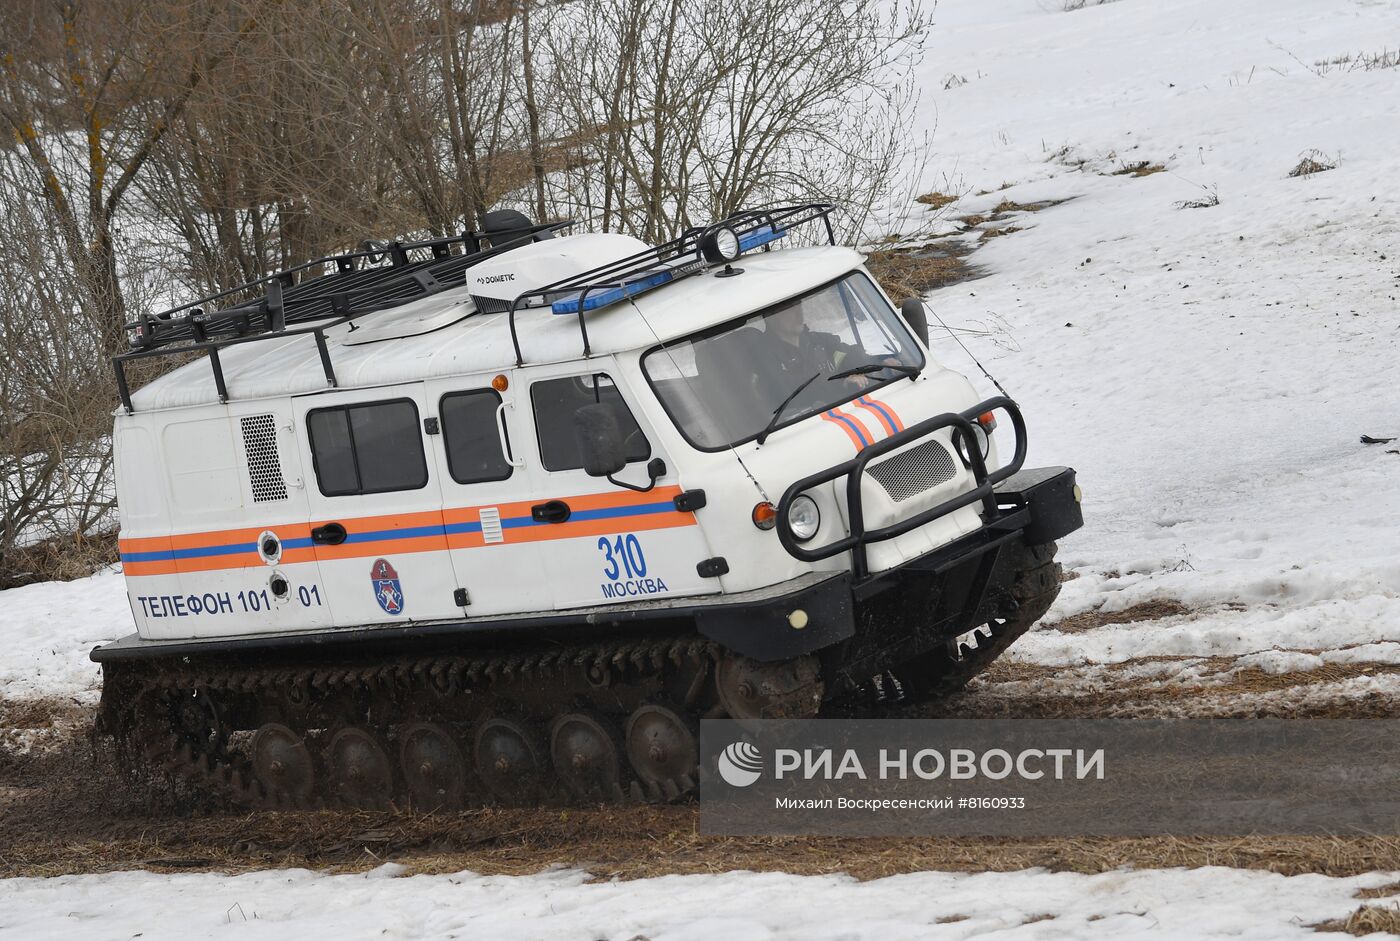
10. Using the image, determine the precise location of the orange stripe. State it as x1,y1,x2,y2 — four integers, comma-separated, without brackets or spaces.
852,397,898,437
119,534,177,553
122,487,696,575
872,396,905,432
488,510,694,546
122,560,179,577
820,409,866,450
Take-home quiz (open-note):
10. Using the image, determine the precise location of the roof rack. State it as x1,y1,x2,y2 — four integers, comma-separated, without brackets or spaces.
506,202,837,365
112,218,571,412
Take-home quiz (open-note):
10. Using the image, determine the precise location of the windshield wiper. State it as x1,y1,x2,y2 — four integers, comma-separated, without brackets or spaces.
756,371,822,445
827,361,919,382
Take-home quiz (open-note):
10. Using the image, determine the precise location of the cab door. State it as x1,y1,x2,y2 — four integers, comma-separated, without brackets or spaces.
423,376,545,617
522,366,719,611
294,384,465,626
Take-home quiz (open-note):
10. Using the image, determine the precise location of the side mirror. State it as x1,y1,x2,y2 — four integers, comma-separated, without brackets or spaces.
901,297,931,347
575,403,627,477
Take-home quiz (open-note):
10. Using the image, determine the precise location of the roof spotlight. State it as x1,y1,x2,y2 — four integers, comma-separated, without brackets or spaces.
699,226,741,265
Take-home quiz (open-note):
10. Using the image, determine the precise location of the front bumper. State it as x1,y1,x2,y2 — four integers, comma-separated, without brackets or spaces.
704,464,1082,663
775,396,1031,579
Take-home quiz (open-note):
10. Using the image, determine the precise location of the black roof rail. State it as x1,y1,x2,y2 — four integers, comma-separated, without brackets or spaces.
505,202,837,365
113,218,571,413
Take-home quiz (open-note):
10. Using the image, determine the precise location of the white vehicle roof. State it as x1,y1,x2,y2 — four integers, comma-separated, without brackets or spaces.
126,242,864,413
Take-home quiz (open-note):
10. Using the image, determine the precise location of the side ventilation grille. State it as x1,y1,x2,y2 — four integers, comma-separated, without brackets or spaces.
240,414,289,503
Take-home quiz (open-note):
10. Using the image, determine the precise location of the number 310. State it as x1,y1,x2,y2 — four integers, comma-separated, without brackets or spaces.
598,534,647,580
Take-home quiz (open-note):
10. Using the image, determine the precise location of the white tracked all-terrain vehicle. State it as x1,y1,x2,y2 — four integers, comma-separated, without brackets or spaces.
93,203,1082,809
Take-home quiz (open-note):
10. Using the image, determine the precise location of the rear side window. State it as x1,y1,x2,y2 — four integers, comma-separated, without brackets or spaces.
531,374,650,472
307,399,428,496
441,390,512,484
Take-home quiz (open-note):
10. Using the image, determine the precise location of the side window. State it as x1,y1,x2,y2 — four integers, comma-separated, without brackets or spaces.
531,373,650,472
441,390,511,484
307,399,428,496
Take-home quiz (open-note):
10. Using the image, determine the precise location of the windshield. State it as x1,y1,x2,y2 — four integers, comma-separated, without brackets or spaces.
642,273,924,450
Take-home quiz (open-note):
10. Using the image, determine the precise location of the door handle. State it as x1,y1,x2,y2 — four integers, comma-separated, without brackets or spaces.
531,500,571,524
311,522,348,545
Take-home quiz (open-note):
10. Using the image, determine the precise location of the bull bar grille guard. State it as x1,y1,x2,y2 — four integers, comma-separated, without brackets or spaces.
776,396,1028,581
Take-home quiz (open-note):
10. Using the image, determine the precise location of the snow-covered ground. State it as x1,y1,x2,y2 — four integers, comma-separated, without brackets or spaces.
0,568,123,703
914,0,1400,677
3,0,1400,934
2,863,1395,941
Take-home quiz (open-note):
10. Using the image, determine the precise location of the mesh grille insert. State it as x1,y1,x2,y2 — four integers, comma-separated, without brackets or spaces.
867,439,958,502
240,414,288,503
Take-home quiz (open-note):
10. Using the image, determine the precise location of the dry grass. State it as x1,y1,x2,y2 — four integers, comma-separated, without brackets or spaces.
915,191,960,210
0,530,118,589
1290,150,1338,178
1314,49,1400,74
865,244,977,299
991,198,1059,214
980,226,1023,242
957,198,1066,235
1355,881,1400,900
14,797,1400,882
1044,599,1192,634
1314,903,1400,936
1113,161,1166,177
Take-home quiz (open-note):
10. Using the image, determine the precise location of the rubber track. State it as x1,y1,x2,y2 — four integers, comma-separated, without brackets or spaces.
898,542,1063,701
127,634,726,811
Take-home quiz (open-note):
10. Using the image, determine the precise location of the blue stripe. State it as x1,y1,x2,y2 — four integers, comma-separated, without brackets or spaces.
444,521,484,535
120,548,178,563
859,396,898,434
828,410,870,448
341,524,445,544
121,542,255,563
123,535,319,563
122,500,683,561
499,500,679,529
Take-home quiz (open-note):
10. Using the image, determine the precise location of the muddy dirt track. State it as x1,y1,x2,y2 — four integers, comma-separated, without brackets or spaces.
7,610,1400,883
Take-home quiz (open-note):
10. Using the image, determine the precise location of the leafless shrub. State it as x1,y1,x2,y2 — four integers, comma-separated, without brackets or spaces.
0,160,125,582
1289,149,1338,178
1062,0,1119,10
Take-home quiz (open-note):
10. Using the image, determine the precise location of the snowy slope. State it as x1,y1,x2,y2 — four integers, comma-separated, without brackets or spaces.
0,570,122,703
2,863,1396,941
911,0,1400,670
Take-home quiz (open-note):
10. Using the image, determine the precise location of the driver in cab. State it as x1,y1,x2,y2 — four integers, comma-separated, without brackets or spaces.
756,297,900,392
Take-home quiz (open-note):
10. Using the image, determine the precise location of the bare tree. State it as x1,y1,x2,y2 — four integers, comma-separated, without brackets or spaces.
0,0,264,349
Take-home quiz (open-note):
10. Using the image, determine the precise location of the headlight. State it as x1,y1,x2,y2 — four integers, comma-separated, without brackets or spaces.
700,226,741,264
953,425,990,468
788,495,821,542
